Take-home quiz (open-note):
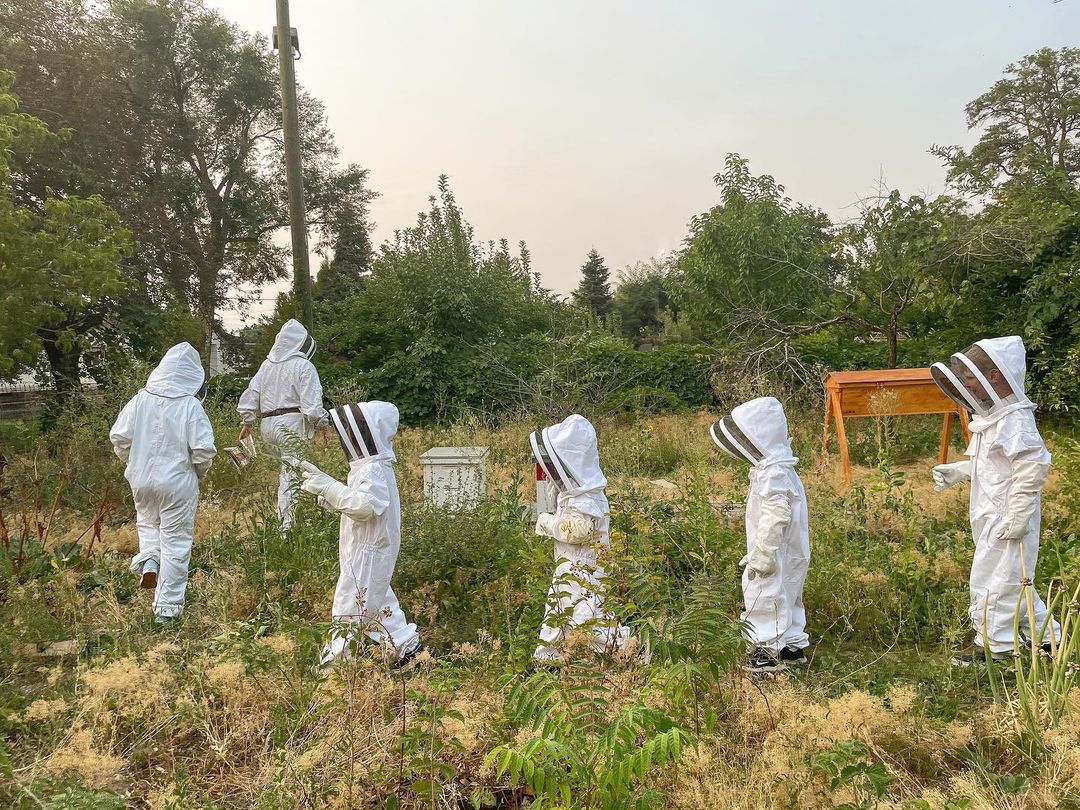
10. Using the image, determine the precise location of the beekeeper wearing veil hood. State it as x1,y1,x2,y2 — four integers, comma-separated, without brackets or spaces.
237,319,328,531
530,414,629,665
931,336,1060,666
298,400,422,671
110,343,216,623
710,397,810,673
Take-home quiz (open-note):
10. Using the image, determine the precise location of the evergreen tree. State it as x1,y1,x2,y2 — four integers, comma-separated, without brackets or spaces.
571,248,614,316
314,209,374,302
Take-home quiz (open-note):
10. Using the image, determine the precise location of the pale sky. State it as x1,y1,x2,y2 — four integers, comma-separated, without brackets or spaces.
207,0,1080,323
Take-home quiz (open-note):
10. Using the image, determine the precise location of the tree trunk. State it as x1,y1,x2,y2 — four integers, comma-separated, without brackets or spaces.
887,315,899,369
40,334,83,426
196,266,217,366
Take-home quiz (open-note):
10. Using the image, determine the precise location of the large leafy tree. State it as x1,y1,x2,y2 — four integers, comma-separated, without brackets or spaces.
612,258,673,345
323,176,556,420
0,0,375,359
932,47,1080,194
830,191,963,368
0,72,132,404
671,154,835,380
931,47,1080,409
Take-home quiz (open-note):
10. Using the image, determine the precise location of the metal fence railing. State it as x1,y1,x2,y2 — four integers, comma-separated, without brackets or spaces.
0,383,102,420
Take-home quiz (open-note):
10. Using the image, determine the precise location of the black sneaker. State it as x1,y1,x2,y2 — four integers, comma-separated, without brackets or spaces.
742,648,785,674
779,646,808,666
950,647,1014,668
389,643,424,674
1022,640,1055,662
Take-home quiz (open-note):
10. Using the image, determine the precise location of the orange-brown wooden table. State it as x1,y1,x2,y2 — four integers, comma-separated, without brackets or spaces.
823,368,971,485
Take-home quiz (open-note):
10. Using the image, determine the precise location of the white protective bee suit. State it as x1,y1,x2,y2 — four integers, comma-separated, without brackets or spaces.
531,414,628,662
109,343,216,619
237,319,328,531
710,397,811,653
298,401,420,667
931,336,1060,653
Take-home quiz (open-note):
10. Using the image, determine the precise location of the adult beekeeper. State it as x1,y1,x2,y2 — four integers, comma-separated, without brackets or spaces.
237,319,327,531
530,414,629,668
298,400,422,671
931,336,1060,666
110,343,216,624
709,397,811,673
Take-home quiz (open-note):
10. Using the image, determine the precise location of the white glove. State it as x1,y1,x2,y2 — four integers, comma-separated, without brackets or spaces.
299,461,378,521
932,460,972,493
535,512,559,539
299,460,337,497
559,512,598,545
994,459,1049,544
740,496,790,580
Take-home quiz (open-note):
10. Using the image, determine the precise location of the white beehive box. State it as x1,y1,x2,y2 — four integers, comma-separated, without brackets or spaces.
419,446,490,509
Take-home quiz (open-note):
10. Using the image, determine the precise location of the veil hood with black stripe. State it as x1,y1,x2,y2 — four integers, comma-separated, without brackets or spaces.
268,319,317,363
710,397,795,467
530,414,607,497
330,400,398,463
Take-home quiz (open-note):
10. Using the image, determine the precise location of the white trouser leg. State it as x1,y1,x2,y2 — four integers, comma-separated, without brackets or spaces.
129,487,163,574
780,554,810,650
366,586,420,656
277,463,298,531
320,540,398,667
534,541,625,661
152,491,198,618
971,532,1061,653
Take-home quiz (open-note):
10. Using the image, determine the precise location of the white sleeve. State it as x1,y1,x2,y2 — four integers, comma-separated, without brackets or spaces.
189,402,217,479
298,361,328,428
109,399,136,463
746,495,791,570
319,466,391,522
237,370,261,424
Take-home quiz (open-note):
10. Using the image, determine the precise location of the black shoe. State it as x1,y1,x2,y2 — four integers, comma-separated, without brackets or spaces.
742,648,785,674
525,659,562,677
779,646,808,666
1022,640,1055,662
951,647,1013,668
389,643,424,674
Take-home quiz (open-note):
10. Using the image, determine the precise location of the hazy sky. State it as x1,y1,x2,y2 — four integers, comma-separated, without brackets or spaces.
206,0,1079,322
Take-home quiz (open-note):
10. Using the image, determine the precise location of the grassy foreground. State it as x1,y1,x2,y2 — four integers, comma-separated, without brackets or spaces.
2,407,1080,809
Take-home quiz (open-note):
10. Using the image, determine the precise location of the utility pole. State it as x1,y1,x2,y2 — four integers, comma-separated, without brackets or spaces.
273,0,313,330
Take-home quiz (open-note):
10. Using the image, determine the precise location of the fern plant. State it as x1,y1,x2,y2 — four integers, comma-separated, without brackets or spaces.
485,663,690,808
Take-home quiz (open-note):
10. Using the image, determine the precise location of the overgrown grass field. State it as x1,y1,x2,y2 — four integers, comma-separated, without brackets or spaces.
3,400,1080,809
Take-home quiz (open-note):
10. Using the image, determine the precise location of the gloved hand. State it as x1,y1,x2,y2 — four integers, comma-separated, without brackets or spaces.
299,460,337,497
299,460,378,520
993,459,1049,544
739,550,776,581
932,460,972,493
558,512,597,545
535,512,559,539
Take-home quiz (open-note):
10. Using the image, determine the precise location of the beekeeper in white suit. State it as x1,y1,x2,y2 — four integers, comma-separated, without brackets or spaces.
530,414,629,667
709,397,811,673
298,400,422,671
110,343,216,624
931,336,1060,666
237,319,328,531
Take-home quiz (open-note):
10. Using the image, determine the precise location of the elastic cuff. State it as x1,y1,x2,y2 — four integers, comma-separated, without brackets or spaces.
152,601,183,618
130,551,159,574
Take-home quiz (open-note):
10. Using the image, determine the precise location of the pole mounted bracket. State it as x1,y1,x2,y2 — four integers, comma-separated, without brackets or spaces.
272,26,301,58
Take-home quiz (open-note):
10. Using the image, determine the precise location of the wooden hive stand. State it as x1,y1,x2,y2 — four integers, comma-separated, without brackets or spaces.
822,368,971,485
